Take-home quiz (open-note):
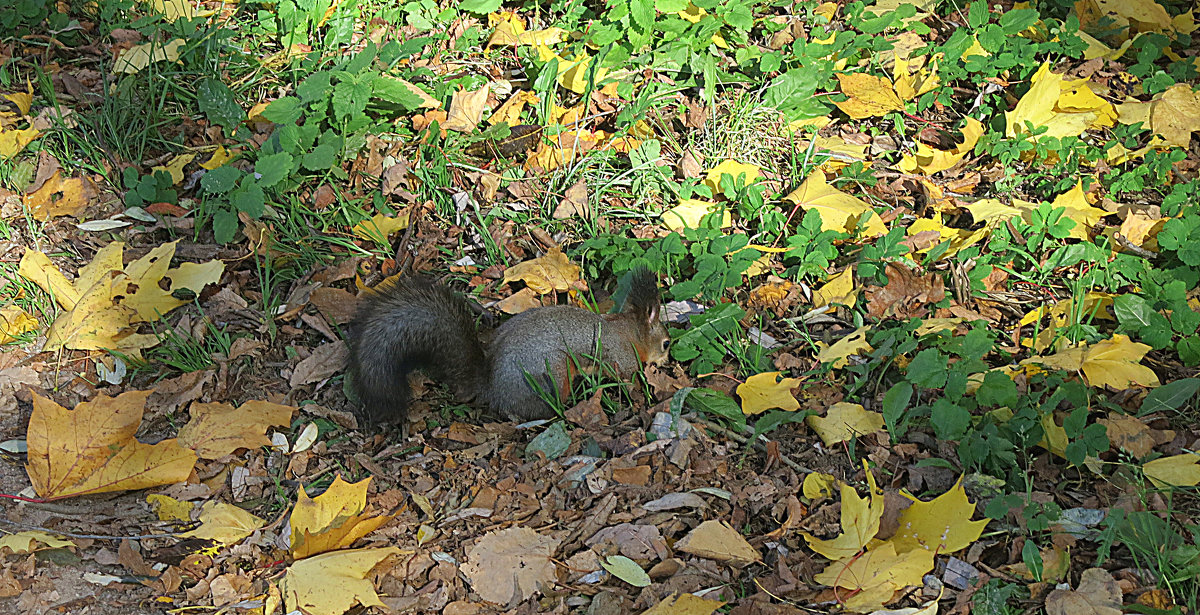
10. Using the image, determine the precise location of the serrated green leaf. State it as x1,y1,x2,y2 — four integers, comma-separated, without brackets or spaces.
231,181,266,218
212,209,239,244
200,165,241,194
302,143,338,170
255,152,293,188
262,96,304,124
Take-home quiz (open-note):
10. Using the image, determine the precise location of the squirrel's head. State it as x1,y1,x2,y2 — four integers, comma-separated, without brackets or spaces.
628,267,670,366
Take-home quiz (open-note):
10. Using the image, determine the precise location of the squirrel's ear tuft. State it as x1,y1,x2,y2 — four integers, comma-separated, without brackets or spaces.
627,266,660,324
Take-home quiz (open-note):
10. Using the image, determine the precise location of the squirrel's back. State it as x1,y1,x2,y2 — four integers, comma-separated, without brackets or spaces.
346,268,668,427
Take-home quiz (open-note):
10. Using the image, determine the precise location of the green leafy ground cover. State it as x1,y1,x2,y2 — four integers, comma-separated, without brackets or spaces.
1,0,1200,612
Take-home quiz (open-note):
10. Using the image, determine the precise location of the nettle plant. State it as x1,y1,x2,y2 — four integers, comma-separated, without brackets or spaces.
196,40,429,243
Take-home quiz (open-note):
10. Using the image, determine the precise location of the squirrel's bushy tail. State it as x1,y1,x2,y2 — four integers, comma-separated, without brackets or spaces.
347,277,488,425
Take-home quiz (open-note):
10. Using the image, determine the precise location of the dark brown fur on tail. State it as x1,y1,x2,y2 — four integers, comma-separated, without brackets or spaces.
346,278,488,427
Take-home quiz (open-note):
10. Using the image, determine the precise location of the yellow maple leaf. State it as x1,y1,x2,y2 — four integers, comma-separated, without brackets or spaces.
151,152,195,185
737,372,801,415
1143,452,1200,488
199,145,232,170
1022,334,1159,390
890,476,989,555
899,116,984,175
816,324,873,368
2,79,34,115
802,472,838,499
1047,181,1110,241
0,306,38,343
1005,63,1100,141
353,211,410,241
703,159,761,194
806,402,885,446
781,173,887,237
661,198,732,231
0,126,40,160
283,547,402,614
0,531,74,554
23,170,97,220
812,267,856,309
151,0,193,21
182,501,266,545
25,391,197,500
813,541,935,612
178,400,297,460
502,248,581,294
120,240,226,322
291,476,394,559
905,218,988,259
833,73,904,119
146,493,194,522
113,39,185,74
893,56,940,101
802,464,884,560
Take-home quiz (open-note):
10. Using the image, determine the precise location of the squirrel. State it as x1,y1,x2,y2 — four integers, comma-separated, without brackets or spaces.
345,267,670,428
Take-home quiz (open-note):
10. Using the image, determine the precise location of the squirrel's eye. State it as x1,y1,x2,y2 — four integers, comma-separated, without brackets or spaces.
661,340,670,351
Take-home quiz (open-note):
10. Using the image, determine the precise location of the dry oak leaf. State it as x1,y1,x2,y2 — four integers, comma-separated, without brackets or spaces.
782,173,887,237
675,520,762,566
553,179,590,219
177,400,296,459
462,526,562,604
25,390,197,500
181,501,265,545
290,475,393,559
1045,567,1122,615
806,402,885,446
737,371,801,415
890,476,989,555
813,541,934,613
290,340,349,388
833,73,904,119
640,592,725,615
802,464,884,560
282,547,402,615
23,170,97,220
2,79,33,115
502,248,581,294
